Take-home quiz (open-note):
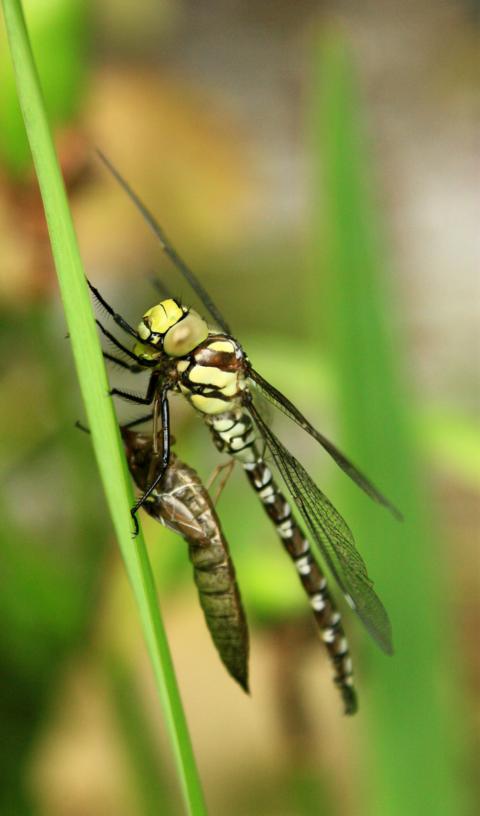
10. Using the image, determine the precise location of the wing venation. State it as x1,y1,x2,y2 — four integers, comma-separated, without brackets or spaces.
97,150,231,335
249,400,393,654
250,368,402,522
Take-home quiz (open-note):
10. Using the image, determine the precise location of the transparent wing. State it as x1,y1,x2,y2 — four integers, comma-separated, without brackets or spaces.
249,401,393,654
148,271,174,301
97,150,231,335
250,367,402,522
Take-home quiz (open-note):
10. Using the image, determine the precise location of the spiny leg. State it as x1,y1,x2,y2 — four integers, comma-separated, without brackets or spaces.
95,319,156,367
103,351,145,373
110,371,160,405
87,279,138,340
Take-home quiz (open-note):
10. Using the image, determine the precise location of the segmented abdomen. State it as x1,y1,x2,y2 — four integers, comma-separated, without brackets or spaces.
122,428,249,692
210,410,357,715
149,465,249,692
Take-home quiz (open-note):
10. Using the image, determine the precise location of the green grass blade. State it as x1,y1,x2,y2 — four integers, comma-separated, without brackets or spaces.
1,2,206,813
310,27,467,816
106,654,177,816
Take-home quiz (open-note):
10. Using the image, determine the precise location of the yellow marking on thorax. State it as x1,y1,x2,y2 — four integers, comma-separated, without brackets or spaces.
208,339,235,353
188,364,236,389
219,380,238,397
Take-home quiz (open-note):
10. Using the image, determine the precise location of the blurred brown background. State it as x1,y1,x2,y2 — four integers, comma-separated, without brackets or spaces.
0,1,478,815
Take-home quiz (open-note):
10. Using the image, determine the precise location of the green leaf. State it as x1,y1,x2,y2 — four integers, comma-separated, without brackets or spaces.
0,0,89,176
310,27,468,816
1,1,206,813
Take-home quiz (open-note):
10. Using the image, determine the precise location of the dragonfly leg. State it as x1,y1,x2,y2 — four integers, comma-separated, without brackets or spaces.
103,351,144,373
121,413,154,430
75,413,154,434
206,459,235,505
146,396,162,481
110,371,159,405
75,420,89,434
96,319,156,367
130,387,170,529
87,279,138,340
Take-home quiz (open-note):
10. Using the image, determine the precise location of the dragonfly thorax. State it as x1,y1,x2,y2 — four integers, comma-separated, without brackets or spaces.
176,335,247,416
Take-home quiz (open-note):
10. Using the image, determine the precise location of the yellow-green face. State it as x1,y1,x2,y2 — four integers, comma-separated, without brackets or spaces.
135,298,209,358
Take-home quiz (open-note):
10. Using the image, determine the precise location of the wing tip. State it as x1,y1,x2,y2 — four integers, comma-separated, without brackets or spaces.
386,501,404,523
378,630,395,656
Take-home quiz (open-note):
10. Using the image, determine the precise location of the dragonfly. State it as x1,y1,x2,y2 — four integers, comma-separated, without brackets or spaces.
121,425,250,692
89,152,402,710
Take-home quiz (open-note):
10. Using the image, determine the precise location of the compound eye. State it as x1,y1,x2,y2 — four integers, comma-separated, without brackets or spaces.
163,311,208,357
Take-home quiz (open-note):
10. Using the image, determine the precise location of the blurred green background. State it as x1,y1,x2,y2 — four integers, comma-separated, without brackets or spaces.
0,1,478,814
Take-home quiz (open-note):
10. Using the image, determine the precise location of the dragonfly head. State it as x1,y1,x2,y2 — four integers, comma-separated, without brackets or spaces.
136,298,208,357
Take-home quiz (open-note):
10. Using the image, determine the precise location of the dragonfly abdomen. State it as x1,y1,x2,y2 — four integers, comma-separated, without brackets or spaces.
209,409,358,715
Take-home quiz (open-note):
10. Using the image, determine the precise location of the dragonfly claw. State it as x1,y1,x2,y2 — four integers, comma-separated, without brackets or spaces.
130,508,139,537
